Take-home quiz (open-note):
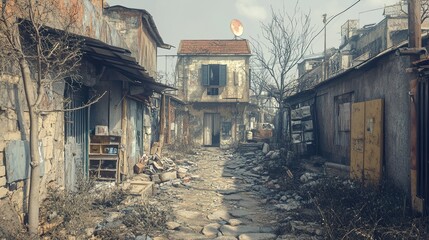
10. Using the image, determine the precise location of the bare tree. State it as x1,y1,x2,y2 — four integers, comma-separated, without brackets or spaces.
252,3,314,141
398,0,429,22
0,0,94,235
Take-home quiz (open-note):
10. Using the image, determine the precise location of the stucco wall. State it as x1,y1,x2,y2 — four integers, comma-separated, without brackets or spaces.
315,52,411,192
177,56,250,103
188,103,248,146
104,8,158,77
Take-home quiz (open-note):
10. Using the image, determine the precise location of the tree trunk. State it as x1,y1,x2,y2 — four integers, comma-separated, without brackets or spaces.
19,58,41,236
27,107,40,237
278,101,284,143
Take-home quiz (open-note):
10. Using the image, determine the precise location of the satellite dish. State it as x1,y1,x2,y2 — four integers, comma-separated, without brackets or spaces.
230,19,244,38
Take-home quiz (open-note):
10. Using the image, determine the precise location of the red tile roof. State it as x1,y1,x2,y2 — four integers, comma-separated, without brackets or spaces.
178,39,251,55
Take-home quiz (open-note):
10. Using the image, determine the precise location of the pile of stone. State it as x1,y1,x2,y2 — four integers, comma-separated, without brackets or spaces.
131,153,199,188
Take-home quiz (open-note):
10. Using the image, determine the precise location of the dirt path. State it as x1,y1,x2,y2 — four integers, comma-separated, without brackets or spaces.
155,147,280,240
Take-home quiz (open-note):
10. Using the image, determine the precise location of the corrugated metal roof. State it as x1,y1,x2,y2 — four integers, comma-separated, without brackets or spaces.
82,37,175,93
177,39,251,55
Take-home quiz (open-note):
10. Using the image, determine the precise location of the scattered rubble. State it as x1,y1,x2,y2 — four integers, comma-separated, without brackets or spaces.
24,141,429,239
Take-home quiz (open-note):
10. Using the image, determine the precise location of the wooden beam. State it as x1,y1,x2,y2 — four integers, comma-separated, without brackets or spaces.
120,82,128,181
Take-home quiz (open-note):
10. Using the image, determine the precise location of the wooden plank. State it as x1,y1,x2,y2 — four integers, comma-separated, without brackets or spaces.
363,99,383,185
350,102,365,181
120,86,128,180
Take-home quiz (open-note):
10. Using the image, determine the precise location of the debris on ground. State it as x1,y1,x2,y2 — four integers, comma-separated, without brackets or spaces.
4,141,428,239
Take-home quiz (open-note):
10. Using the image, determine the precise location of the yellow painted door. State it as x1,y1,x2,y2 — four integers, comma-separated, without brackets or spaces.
350,99,384,185
350,102,365,180
363,99,384,184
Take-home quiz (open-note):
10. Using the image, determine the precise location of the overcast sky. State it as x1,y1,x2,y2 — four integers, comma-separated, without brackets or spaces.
106,0,399,75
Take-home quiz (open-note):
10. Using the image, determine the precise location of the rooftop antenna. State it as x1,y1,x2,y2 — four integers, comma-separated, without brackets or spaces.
230,19,243,39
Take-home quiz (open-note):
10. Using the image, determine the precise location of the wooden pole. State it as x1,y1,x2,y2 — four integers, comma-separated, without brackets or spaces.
408,0,422,52
120,82,128,181
408,0,423,213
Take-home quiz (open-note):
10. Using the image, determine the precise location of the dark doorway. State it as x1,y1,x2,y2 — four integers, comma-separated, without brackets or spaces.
203,113,220,147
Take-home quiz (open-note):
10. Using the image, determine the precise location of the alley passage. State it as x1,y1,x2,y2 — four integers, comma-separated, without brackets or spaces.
152,147,323,240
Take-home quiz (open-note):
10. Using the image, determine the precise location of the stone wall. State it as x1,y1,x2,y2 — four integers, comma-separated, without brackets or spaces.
0,74,65,216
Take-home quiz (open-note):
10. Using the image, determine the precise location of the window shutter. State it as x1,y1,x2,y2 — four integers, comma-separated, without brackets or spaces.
202,65,209,86
219,65,227,86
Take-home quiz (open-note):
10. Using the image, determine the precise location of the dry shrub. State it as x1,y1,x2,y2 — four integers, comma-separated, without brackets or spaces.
93,187,128,208
41,179,97,237
95,203,169,239
41,179,128,238
306,178,429,240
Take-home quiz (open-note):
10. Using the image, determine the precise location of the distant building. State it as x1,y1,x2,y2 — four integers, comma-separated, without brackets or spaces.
175,39,251,146
297,2,429,91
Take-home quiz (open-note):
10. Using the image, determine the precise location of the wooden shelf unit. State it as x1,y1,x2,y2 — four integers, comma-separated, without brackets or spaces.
89,135,120,182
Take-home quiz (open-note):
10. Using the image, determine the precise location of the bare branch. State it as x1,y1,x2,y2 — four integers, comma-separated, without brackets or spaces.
40,91,107,113
251,1,314,106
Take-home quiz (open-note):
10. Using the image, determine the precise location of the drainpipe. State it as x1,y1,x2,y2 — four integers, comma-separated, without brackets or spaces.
408,0,423,213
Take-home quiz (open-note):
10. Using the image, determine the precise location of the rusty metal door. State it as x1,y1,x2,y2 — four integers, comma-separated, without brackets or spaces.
350,99,384,185
64,86,89,190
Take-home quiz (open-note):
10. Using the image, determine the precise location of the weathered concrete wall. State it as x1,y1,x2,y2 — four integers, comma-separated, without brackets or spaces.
355,17,427,60
315,52,411,192
104,8,158,77
355,19,387,58
69,0,128,48
177,56,250,103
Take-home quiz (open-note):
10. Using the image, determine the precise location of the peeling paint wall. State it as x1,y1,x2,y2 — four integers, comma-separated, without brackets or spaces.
176,56,250,103
104,8,158,77
187,103,248,146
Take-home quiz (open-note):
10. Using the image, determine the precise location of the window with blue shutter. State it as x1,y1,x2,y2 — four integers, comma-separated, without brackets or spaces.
219,65,227,86
202,64,228,95
202,64,209,86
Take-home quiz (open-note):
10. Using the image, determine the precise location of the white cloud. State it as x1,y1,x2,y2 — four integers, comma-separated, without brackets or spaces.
235,0,267,21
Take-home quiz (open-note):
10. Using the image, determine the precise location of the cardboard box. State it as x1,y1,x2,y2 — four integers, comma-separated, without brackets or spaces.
95,125,108,136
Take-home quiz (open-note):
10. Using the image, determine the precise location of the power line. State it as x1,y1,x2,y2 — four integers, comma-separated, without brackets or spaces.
301,0,361,57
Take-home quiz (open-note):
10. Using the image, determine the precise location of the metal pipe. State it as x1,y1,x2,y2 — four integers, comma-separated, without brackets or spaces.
325,162,350,172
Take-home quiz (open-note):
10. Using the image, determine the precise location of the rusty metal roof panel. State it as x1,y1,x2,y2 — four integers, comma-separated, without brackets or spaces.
81,36,175,93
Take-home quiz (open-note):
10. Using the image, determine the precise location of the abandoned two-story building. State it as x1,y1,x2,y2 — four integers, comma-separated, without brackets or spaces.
0,0,172,216
175,40,251,147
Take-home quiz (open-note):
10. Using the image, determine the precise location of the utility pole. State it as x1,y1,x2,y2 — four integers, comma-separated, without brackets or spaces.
408,0,422,213
408,0,422,55
323,14,327,81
